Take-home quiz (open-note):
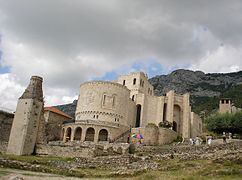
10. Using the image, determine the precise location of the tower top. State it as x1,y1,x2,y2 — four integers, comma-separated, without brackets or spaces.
19,76,43,101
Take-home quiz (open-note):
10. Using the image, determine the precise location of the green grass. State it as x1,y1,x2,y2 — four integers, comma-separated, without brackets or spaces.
0,153,74,163
0,169,9,177
130,159,242,180
0,153,241,179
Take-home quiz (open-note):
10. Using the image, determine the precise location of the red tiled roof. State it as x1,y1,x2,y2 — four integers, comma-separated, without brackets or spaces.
44,107,72,119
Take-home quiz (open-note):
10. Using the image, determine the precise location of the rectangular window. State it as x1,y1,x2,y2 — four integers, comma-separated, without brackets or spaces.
133,78,136,85
123,80,126,85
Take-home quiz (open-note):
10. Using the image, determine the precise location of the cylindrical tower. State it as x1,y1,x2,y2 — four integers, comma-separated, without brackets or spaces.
75,81,135,127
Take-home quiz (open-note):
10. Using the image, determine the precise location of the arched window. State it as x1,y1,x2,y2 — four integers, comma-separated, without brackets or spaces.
123,80,126,85
98,129,108,141
74,127,82,141
132,95,135,101
65,127,72,142
85,127,95,141
173,121,177,132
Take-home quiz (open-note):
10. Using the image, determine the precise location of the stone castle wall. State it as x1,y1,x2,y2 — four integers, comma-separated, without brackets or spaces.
44,111,71,141
190,112,203,138
0,110,14,142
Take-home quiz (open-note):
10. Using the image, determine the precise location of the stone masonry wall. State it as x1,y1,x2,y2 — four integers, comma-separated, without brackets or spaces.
36,141,129,157
0,110,14,142
158,128,178,145
131,127,177,145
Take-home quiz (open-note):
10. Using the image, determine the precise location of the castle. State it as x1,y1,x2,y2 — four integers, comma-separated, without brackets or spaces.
6,72,202,156
62,72,202,144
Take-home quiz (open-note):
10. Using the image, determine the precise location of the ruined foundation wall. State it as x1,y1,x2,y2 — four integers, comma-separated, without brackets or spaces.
36,142,129,157
158,128,178,145
131,127,177,145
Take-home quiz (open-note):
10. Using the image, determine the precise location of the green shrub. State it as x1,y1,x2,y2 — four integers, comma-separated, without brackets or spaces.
146,123,158,128
159,121,172,128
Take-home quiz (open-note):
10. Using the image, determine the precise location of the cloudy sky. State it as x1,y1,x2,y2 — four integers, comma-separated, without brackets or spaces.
0,0,242,111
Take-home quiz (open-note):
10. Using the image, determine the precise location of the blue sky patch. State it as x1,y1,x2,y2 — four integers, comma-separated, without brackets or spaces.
0,51,10,74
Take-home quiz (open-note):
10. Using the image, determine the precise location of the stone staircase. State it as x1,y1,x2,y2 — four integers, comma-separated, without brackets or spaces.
111,129,131,143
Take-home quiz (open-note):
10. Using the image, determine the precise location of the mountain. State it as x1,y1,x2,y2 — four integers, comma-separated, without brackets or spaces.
55,100,77,118
55,69,242,118
149,69,242,114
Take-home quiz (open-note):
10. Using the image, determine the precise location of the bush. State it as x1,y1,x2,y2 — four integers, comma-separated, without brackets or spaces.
146,123,158,128
159,121,172,128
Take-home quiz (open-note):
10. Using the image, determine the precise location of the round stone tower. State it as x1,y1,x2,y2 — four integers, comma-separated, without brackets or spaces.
75,81,135,127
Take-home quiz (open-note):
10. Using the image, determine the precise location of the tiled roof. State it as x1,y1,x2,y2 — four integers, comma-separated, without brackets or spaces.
44,107,72,119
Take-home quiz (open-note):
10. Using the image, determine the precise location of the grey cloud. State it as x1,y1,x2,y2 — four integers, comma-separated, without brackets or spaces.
0,0,242,89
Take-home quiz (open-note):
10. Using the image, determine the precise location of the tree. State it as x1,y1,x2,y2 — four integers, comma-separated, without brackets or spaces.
205,111,242,134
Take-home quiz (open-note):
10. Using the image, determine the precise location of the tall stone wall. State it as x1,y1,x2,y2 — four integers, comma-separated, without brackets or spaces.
7,76,44,155
44,111,71,141
190,112,203,138
0,110,14,142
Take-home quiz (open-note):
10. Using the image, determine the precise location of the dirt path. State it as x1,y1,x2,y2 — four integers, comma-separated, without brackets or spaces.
0,168,86,180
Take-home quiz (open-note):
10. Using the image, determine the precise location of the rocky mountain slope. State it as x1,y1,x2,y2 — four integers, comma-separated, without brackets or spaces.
55,70,242,117
149,69,242,97
55,100,77,118
149,69,242,114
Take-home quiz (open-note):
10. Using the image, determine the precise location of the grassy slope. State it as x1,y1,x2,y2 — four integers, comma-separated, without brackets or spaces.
133,159,242,180
0,154,241,179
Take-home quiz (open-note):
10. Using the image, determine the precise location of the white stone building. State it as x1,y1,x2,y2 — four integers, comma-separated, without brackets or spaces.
62,72,202,144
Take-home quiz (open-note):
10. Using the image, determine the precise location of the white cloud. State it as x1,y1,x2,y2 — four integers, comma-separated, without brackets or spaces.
191,45,242,73
0,74,24,111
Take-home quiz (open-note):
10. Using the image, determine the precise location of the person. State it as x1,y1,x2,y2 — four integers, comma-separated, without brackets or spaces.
228,132,232,140
222,132,226,143
195,136,202,145
190,138,195,146
127,134,130,143
207,136,212,145
189,138,194,145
